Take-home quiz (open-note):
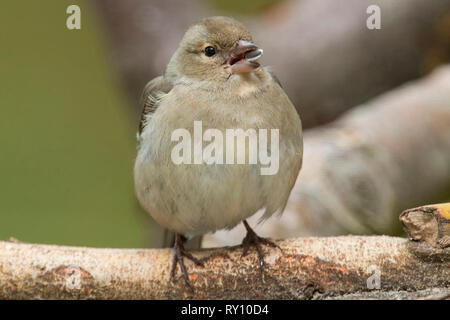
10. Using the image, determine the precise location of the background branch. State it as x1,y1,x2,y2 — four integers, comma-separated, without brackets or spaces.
205,65,450,248
96,0,450,128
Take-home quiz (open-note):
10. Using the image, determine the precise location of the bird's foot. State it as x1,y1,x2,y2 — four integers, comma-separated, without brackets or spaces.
241,220,281,271
170,234,204,289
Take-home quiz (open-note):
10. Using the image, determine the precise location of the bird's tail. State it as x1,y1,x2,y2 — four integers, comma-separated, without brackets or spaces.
160,227,203,249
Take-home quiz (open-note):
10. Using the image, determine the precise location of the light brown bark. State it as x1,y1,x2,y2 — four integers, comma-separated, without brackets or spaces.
0,236,448,299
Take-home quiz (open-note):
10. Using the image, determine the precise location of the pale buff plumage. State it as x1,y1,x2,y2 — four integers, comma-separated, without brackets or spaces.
134,16,302,240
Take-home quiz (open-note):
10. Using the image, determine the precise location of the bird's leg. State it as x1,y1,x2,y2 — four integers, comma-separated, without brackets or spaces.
170,233,204,288
241,220,281,271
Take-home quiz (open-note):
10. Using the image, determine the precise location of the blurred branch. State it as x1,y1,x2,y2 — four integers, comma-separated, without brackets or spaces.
96,0,450,128
256,0,450,126
95,0,206,115
205,65,450,247
0,234,448,299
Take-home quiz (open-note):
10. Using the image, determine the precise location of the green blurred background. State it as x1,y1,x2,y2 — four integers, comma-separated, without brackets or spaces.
0,0,147,247
0,0,272,248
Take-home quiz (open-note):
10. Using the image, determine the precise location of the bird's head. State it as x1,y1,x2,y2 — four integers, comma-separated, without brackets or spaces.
166,16,264,82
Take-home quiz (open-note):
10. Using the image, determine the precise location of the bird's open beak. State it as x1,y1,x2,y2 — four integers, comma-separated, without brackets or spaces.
229,40,263,74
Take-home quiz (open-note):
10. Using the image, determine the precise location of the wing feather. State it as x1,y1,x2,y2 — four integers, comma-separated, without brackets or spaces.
138,76,173,135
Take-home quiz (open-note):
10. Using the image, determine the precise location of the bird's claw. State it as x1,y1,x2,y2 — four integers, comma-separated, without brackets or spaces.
241,221,281,271
170,234,203,289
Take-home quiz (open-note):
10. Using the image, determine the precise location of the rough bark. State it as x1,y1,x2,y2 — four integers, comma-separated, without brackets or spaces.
205,65,450,248
0,236,448,299
400,203,450,249
95,0,450,128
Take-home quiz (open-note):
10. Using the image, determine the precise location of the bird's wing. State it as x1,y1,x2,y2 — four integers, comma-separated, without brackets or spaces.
137,76,203,249
138,76,173,135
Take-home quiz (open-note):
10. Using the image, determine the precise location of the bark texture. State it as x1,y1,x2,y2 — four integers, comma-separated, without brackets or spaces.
205,65,450,248
257,0,450,126
0,236,448,299
400,203,450,249
96,0,450,128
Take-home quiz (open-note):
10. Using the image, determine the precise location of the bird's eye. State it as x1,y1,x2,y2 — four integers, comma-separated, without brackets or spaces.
204,46,216,57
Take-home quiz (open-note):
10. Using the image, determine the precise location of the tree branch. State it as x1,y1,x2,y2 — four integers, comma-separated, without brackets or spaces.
400,203,450,249
0,235,448,299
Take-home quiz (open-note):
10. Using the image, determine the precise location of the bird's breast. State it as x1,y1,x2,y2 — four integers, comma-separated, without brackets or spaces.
135,76,302,236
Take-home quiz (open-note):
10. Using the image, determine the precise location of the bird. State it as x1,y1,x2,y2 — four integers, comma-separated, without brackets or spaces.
134,16,303,287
